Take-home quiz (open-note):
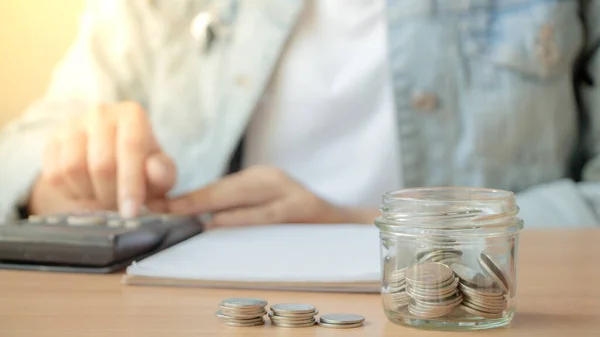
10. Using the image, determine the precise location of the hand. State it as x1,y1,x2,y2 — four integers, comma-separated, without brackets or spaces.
29,102,176,217
164,165,379,228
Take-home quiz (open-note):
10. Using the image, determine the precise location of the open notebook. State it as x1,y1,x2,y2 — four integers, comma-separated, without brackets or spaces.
123,224,382,292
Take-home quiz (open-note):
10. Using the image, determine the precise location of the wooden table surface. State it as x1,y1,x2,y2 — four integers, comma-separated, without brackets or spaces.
0,229,599,337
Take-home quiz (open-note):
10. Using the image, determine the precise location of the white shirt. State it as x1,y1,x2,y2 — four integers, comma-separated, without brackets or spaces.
242,0,401,208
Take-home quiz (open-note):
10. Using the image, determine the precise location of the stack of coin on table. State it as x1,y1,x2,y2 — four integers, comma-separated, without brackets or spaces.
451,252,510,318
319,314,366,329
215,298,268,327
404,262,463,318
268,303,318,328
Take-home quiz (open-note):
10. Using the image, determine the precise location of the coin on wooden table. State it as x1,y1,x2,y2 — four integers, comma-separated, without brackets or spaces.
216,298,268,326
319,314,365,328
222,320,266,327
319,322,364,329
477,252,511,294
271,321,316,328
268,303,318,328
270,303,316,315
220,298,268,309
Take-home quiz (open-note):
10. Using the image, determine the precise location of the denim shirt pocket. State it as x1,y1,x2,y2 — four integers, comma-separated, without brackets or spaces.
460,0,583,81
456,0,584,188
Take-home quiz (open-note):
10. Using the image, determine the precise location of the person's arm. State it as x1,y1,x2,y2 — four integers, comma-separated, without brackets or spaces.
0,0,153,221
516,0,600,229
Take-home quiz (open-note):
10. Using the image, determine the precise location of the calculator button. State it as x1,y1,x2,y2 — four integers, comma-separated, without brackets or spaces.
28,215,44,223
124,220,140,229
46,216,62,224
107,220,122,228
67,216,105,226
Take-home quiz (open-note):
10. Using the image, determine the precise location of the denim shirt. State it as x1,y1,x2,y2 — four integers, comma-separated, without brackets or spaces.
1,0,599,228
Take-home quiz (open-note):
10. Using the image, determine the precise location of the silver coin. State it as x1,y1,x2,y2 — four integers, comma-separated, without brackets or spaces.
462,298,506,314
416,248,461,261
478,252,510,294
270,313,316,320
222,320,266,327
271,321,317,328
220,298,268,309
217,317,265,324
270,303,316,315
390,292,411,307
405,263,454,286
407,272,456,290
319,321,363,329
271,316,316,324
319,313,365,325
462,295,507,310
408,304,452,319
216,310,266,320
412,293,463,308
418,251,461,264
219,308,267,317
459,282,504,297
459,304,504,319
451,263,480,284
407,277,459,298
462,291,508,306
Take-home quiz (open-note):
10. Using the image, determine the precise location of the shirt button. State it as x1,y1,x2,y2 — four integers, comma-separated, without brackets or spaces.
235,75,251,89
411,92,438,112
190,11,215,49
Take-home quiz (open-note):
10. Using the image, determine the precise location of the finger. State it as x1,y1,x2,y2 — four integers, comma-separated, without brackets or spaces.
168,168,282,215
86,106,118,208
33,188,104,215
145,198,169,213
57,122,95,199
209,202,285,228
146,152,177,198
41,135,75,198
116,102,159,218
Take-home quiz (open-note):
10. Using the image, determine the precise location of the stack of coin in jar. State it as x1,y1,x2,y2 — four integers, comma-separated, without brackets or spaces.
387,267,410,308
215,298,268,327
404,262,463,318
268,303,318,328
450,252,510,318
416,247,463,266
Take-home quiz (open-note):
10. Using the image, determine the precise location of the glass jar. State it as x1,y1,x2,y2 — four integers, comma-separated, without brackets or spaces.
375,187,523,331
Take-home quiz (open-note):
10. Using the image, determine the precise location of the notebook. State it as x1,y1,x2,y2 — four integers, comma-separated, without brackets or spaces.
123,224,382,292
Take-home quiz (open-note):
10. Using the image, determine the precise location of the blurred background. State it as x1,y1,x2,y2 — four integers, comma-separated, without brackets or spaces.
0,0,83,127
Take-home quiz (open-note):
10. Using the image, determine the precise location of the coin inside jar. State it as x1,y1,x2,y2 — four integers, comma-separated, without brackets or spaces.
478,252,510,294
405,262,454,286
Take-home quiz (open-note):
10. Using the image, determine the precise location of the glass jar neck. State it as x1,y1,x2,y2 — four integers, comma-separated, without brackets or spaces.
376,187,522,231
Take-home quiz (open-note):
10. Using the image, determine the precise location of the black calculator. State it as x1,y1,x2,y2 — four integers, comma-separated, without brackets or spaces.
0,211,204,273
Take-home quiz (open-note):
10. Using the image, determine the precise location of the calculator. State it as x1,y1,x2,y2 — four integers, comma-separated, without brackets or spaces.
0,211,204,273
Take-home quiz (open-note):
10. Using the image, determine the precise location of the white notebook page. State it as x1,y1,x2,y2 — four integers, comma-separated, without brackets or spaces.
125,224,381,289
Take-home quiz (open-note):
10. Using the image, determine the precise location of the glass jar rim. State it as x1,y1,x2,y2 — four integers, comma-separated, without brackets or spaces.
382,186,515,203
376,186,522,231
